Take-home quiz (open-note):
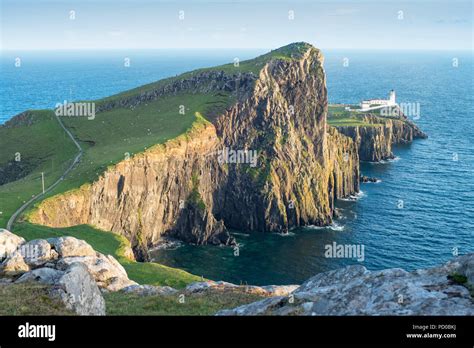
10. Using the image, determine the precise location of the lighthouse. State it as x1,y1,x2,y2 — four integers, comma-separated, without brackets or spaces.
389,90,396,105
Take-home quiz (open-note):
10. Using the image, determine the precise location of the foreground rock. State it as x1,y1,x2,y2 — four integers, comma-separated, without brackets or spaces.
0,229,25,261
49,263,105,315
185,280,298,297
0,229,138,315
217,254,474,316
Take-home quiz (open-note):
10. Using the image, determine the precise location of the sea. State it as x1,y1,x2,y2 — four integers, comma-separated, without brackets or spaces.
1,49,472,285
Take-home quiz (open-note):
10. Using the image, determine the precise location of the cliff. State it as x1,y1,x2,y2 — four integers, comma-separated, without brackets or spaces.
29,43,360,258
335,114,427,162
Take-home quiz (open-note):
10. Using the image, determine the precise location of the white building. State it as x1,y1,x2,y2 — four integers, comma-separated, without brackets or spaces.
359,90,396,111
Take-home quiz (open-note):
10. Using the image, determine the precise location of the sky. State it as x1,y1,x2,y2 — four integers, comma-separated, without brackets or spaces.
0,0,472,50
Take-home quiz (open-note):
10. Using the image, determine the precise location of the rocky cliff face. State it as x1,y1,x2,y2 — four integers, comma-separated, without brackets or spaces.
336,114,427,162
29,43,360,257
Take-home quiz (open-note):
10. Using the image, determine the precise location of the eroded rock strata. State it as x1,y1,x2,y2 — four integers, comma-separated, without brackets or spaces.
30,43,423,257
336,114,427,162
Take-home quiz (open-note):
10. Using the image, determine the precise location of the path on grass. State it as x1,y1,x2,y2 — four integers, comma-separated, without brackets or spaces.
6,114,83,231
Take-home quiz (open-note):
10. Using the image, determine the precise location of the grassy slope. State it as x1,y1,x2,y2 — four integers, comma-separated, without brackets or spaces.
0,283,74,315
104,289,265,316
0,281,264,316
101,42,311,103
0,111,77,227
327,104,381,127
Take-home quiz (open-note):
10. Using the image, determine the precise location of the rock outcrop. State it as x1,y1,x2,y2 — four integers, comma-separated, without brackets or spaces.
335,114,427,162
0,229,138,315
49,262,106,316
184,280,298,297
29,43,360,257
217,254,474,316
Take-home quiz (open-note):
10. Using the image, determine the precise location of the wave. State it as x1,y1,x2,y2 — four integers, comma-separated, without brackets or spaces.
339,190,365,201
305,222,345,232
231,232,250,237
275,231,296,237
149,239,184,251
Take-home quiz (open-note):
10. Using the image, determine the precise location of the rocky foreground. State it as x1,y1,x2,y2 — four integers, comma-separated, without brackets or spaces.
0,229,296,315
1,229,472,316
218,255,474,316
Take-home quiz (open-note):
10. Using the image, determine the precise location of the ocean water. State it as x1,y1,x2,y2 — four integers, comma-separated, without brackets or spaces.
1,49,472,285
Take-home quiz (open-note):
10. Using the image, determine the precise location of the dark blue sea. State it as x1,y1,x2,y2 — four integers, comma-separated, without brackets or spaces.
1,49,472,285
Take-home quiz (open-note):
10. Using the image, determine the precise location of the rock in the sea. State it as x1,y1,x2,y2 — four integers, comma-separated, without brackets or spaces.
0,251,30,276
47,236,96,258
0,229,25,261
360,175,379,183
15,267,65,285
217,254,474,316
49,262,106,316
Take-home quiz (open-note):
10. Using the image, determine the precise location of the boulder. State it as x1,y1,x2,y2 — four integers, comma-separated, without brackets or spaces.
47,237,96,258
56,254,137,291
0,251,30,276
15,267,65,285
0,229,25,261
19,239,58,267
49,262,106,315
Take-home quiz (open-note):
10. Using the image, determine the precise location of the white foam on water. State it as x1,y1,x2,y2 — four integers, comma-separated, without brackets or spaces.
305,222,345,232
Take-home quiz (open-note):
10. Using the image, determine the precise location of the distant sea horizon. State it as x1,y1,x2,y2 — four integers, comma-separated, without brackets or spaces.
1,48,471,124
1,49,472,285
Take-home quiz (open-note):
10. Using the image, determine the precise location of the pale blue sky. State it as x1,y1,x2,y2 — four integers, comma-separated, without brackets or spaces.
1,0,472,50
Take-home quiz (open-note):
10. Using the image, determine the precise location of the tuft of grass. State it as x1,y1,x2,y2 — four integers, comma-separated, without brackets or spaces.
448,273,468,285
0,282,74,315
104,288,265,316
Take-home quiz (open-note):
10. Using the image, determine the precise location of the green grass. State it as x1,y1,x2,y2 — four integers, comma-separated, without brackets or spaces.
13,222,203,289
327,104,382,127
0,282,75,315
49,92,232,195
448,273,468,285
0,111,78,227
104,289,265,315
100,42,313,103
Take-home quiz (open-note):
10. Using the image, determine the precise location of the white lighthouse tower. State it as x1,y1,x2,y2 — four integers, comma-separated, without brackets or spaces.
389,90,396,105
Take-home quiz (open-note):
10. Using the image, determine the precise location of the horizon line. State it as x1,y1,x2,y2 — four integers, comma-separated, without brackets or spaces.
1,47,472,52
